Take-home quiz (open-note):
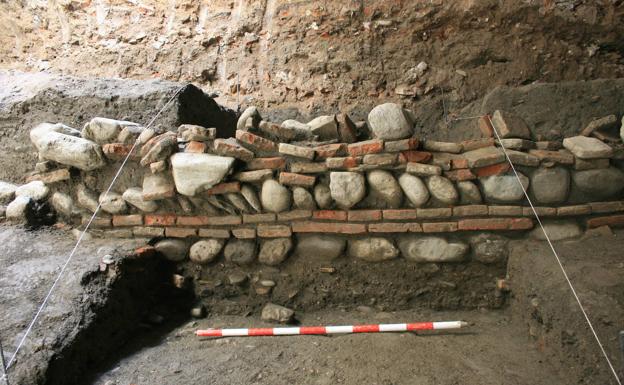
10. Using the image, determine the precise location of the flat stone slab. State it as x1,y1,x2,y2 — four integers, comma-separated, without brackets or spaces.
170,153,235,196
562,136,613,159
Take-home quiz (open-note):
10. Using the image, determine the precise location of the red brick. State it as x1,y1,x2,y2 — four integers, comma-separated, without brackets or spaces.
422,222,458,233
444,169,476,181
589,201,624,214
26,169,71,183
397,151,432,164
102,143,139,161
86,216,112,228
133,226,165,237
368,222,422,233
383,209,418,220
453,205,488,217
234,169,274,183
112,214,143,226
232,228,256,239
528,150,574,165
314,143,346,159
213,138,254,161
246,157,285,170
451,158,469,169
279,172,316,187
145,214,176,226
488,206,523,216
291,221,367,234
133,245,157,258
478,115,494,137
474,162,510,177
348,210,382,221
416,208,452,218
461,138,495,152
277,210,313,221
557,205,591,216
313,210,348,221
522,207,557,217
290,162,327,174
257,224,292,238
508,218,534,230
206,215,242,226
586,215,624,228
384,138,419,152
326,157,360,169
347,139,384,157
198,228,231,238
458,218,511,231
235,130,277,153
243,213,276,223
185,141,207,153
165,227,197,238
205,182,241,195
177,216,209,226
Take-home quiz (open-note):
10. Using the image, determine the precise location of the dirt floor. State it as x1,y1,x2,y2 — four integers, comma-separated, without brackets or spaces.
2,225,624,384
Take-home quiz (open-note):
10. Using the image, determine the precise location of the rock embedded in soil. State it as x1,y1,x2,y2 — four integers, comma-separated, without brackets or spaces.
329,172,366,209
530,167,569,204
122,187,159,212
170,153,235,196
15,180,49,201
258,238,293,266
470,233,509,264
562,136,613,159
82,117,141,144
347,237,398,262
98,192,128,214
32,124,107,171
313,184,333,209
365,170,403,209
260,179,291,213
155,239,189,262
51,191,75,217
367,103,413,140
142,172,175,201
224,239,256,265
398,173,429,207
426,175,458,205
292,187,317,210
480,173,529,203
190,239,225,264
490,110,531,139
398,236,469,262
295,234,345,261
76,184,99,212
178,124,215,142
571,167,624,200
529,220,582,241
0,181,17,204
6,196,33,222
228,271,248,285
307,115,338,140
261,303,295,324
457,181,483,204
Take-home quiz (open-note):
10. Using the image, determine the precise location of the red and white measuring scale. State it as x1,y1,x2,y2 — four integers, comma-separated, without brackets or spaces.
196,321,468,337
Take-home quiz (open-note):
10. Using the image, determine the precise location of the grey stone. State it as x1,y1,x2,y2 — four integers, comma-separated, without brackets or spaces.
307,115,338,140
347,237,398,262
237,106,262,131
0,181,17,204
241,184,262,213
398,173,429,207
457,181,483,204
562,136,613,159
228,271,248,285
329,172,366,209
138,128,155,144
281,119,311,138
426,176,458,205
76,184,99,212
259,238,293,266
480,173,529,203
178,124,215,142
6,196,33,222
155,239,189,262
530,220,582,241
225,193,250,213
82,117,141,144
224,239,256,265
621,115,624,143
15,181,49,201
469,234,508,264
530,167,569,204
190,305,207,319
30,123,106,171
261,179,291,213
571,167,624,200
490,110,531,139
295,234,345,261
365,170,403,209
190,239,225,264
122,187,159,212
51,192,74,217
293,187,317,210
170,153,235,196
367,103,413,140
142,172,175,201
140,132,177,166
261,303,294,324
98,192,127,214
313,184,333,209
398,236,469,262
118,124,145,144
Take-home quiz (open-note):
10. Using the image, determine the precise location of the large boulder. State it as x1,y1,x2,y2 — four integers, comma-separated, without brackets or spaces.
398,173,429,207
562,136,613,159
82,117,141,144
258,238,293,266
365,170,403,208
295,234,345,261
155,239,189,262
261,179,291,213
30,123,106,171
224,239,256,265
480,173,529,203
329,172,366,209
170,153,235,196
347,237,398,262
426,176,458,205
530,167,569,204
398,236,469,262
571,167,624,200
367,103,413,140
190,239,225,264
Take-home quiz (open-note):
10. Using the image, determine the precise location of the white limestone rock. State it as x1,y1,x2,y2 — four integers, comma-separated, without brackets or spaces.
122,187,159,212
170,153,235,196
82,117,141,144
399,236,469,262
367,103,413,140
329,172,366,209
15,181,49,201
398,173,429,207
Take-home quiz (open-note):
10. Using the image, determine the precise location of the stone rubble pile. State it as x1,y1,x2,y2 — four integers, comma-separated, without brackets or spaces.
2,104,624,269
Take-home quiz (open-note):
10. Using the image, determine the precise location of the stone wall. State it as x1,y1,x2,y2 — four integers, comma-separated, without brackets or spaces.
3,103,624,308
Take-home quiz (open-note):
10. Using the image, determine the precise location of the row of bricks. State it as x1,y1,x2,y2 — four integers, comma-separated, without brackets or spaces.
88,200,624,228
97,217,536,239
